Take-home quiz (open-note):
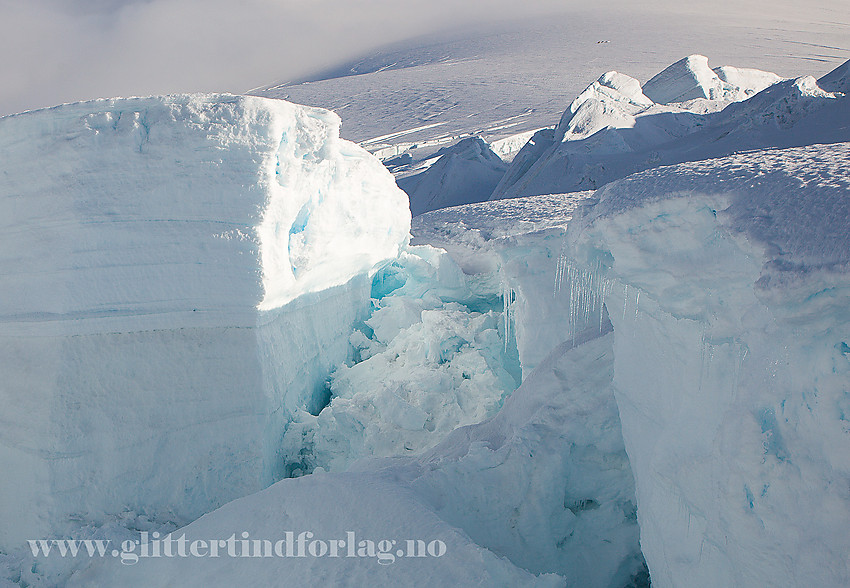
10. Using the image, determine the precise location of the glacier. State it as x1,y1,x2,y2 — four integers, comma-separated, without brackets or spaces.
0,94,409,550
2,52,850,588
257,140,850,588
66,136,850,586
254,9,848,176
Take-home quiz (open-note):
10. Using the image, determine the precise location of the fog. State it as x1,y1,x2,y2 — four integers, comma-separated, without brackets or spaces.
0,0,846,116
0,0,579,116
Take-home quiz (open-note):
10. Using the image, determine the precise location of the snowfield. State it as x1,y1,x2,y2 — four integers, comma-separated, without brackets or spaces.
256,10,848,156
0,31,849,588
305,46,848,216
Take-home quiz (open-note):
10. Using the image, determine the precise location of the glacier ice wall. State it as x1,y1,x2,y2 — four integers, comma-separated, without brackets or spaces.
0,94,410,549
569,143,850,587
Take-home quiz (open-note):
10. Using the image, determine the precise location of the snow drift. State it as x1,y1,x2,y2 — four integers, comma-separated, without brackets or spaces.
0,94,409,549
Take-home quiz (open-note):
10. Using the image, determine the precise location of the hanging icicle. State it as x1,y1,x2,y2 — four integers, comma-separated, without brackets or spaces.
502,282,515,353
555,255,611,343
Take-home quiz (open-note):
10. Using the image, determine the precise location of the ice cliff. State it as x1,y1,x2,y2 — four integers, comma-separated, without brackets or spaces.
566,142,850,586
0,94,410,549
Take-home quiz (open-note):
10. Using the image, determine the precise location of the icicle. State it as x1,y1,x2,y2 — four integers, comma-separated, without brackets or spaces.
600,276,611,332
502,282,514,353
730,342,747,403
622,284,630,322
553,252,568,297
698,323,709,393
501,283,506,346
560,256,612,343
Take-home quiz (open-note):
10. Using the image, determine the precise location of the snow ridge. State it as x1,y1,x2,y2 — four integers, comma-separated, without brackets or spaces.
397,137,507,215
491,56,849,200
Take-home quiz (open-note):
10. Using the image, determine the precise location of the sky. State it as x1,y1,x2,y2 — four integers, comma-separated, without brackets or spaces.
0,0,847,117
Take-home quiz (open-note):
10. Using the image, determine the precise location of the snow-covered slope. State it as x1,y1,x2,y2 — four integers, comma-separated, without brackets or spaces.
565,142,850,587
68,469,565,588
397,137,507,215
819,58,850,92
492,57,849,199
0,94,409,550
250,10,847,216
